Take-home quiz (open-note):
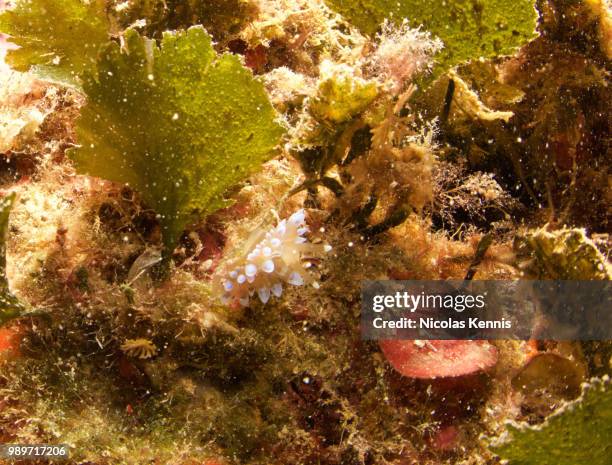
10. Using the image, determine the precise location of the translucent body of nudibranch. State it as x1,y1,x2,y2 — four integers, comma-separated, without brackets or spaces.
220,210,331,306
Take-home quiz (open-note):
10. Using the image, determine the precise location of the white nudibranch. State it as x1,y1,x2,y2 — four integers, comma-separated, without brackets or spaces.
219,210,331,306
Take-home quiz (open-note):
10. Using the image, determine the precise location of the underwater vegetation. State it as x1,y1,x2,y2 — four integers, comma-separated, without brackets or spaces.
490,375,612,465
0,193,28,325
0,0,609,464
70,26,284,253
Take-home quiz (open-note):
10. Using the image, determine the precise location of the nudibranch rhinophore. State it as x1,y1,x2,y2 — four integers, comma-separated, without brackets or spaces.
219,210,331,306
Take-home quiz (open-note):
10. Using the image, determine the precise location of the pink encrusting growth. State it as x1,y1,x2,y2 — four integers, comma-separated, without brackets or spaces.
219,210,331,306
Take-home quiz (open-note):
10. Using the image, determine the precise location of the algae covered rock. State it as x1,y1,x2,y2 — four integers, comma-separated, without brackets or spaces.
309,70,379,125
490,376,612,465
114,0,258,43
515,227,611,280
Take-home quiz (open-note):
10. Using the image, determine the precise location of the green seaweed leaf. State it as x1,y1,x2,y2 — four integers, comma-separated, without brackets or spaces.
0,0,110,84
69,27,284,253
490,376,612,465
0,194,27,325
325,0,538,73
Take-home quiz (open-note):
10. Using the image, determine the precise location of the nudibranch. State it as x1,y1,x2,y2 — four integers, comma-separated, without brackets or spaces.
218,210,331,306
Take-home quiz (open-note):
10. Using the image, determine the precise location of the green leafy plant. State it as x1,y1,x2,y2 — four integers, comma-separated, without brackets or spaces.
0,0,110,84
490,376,612,465
69,27,284,254
324,0,538,74
0,194,27,326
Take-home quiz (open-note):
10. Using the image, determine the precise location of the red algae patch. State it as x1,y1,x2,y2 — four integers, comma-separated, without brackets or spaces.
0,323,23,358
380,339,498,378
